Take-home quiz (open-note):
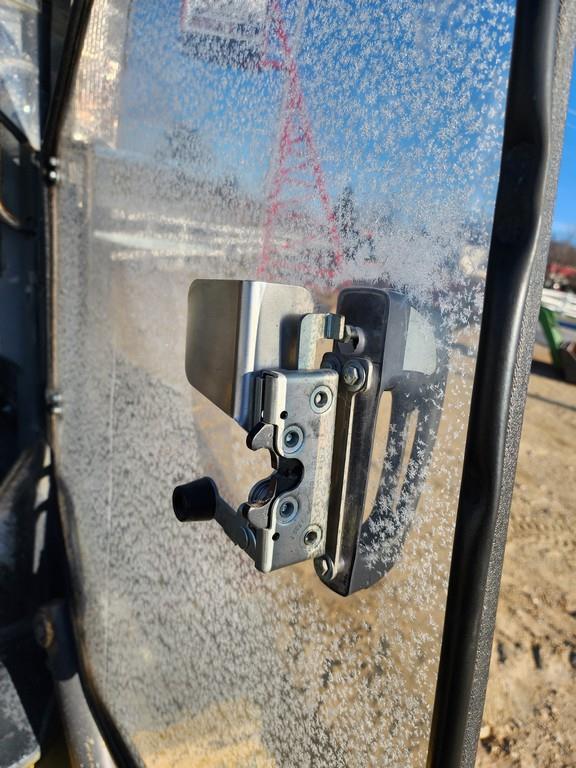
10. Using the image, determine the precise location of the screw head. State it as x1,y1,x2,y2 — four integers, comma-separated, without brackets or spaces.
310,384,333,414
282,425,304,454
342,361,365,388
280,501,292,516
277,495,299,524
303,526,321,548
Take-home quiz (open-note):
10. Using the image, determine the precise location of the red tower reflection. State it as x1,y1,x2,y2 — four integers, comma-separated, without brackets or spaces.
257,0,342,280
180,0,342,281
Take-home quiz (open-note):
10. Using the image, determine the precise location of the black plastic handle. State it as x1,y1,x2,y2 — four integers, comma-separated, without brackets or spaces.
172,477,219,522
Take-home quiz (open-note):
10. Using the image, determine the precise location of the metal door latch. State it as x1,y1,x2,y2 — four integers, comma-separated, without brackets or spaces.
173,280,445,595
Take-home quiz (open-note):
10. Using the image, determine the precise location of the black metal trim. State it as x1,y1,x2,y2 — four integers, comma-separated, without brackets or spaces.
37,2,139,764
42,0,95,162
427,1,572,766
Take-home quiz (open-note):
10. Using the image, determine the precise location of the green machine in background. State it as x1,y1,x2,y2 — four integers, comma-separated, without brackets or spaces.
539,304,576,382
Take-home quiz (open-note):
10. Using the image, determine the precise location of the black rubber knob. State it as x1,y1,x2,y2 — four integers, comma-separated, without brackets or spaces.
173,477,218,522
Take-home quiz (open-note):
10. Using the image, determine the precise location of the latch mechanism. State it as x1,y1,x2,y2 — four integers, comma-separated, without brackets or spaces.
173,280,445,595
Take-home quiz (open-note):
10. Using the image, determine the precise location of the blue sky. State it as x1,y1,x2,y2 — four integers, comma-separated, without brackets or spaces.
553,60,576,242
120,0,515,243
118,1,573,248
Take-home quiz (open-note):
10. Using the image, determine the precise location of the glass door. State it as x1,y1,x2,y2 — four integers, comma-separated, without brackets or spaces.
53,1,516,764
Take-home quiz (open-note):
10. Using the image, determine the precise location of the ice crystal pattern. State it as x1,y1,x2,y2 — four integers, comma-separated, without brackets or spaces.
56,0,515,765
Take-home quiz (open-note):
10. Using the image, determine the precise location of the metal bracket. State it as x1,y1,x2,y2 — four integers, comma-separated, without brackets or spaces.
174,280,444,594
315,288,443,595
245,367,338,571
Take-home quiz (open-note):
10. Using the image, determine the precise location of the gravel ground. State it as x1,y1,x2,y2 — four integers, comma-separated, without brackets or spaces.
476,344,576,768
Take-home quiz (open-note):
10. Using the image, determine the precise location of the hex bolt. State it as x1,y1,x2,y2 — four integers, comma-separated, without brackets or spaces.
342,361,365,388
344,324,361,347
342,364,359,386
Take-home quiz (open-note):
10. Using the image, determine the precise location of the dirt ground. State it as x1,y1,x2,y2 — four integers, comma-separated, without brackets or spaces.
476,343,576,768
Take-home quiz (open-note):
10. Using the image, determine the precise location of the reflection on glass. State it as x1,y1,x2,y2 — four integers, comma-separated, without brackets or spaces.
56,1,516,765
0,0,40,148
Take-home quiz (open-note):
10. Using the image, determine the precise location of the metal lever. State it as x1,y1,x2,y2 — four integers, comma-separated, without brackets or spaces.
174,279,443,594
313,288,444,595
173,477,257,557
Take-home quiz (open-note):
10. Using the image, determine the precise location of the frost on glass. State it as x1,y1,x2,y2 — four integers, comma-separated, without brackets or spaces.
0,0,40,148
56,1,515,765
